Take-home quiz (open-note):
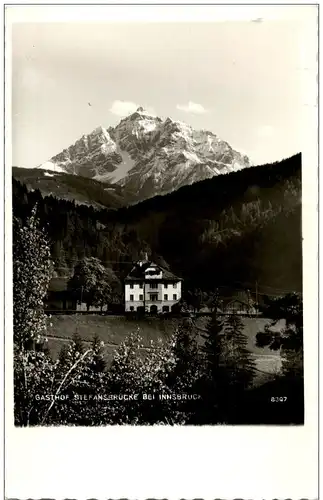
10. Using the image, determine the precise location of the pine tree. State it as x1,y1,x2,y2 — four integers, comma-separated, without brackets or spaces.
72,335,107,426
202,312,224,379
57,344,69,369
52,240,68,276
198,311,256,423
70,331,85,359
165,318,203,423
89,334,106,373
222,312,256,391
171,317,201,387
198,311,226,423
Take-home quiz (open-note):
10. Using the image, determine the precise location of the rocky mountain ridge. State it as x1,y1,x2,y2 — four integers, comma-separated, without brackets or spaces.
36,107,251,200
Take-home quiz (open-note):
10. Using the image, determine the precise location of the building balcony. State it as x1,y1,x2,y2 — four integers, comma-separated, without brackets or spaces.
127,299,162,304
126,299,180,306
137,299,163,304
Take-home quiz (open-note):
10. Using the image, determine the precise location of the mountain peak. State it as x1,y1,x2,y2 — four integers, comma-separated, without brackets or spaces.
130,106,156,118
92,125,108,135
36,109,251,201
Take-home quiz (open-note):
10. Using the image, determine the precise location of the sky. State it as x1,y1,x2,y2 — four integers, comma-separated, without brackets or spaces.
11,10,316,168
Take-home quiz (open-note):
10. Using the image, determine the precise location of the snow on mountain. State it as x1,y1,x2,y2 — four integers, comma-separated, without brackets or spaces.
96,149,135,184
38,161,66,173
36,107,251,201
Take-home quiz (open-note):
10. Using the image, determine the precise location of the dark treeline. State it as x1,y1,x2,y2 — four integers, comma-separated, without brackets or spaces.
12,153,302,295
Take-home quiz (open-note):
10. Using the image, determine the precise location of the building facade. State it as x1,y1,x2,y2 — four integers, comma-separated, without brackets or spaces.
222,290,257,315
125,259,182,313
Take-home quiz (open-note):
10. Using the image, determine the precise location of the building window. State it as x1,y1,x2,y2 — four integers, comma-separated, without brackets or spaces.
150,283,158,289
147,268,159,276
164,294,168,301
173,283,177,289
139,294,143,301
150,293,158,301
164,284,168,289
130,294,134,301
173,294,177,300
130,284,134,289
139,282,143,289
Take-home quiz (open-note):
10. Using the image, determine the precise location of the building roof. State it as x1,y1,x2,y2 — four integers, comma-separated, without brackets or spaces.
125,260,182,282
224,299,256,309
221,290,256,307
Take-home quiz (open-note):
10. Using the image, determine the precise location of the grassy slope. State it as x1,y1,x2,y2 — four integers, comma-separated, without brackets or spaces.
47,315,178,365
46,315,284,382
12,167,126,209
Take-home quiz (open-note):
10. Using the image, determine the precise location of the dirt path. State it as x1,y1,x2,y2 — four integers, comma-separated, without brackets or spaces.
46,334,156,351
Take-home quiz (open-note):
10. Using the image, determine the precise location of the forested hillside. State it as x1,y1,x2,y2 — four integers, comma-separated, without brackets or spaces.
106,153,302,294
12,179,152,280
12,153,302,295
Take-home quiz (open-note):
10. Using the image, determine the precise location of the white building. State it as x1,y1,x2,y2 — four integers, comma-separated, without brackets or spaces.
125,258,182,313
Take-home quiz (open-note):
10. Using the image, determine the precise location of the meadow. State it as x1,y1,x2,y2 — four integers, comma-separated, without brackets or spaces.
46,314,284,384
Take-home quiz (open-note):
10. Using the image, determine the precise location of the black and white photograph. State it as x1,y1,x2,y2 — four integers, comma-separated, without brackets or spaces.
9,5,315,428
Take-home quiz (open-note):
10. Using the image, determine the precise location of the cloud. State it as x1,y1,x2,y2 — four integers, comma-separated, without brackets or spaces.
257,125,274,138
110,100,155,117
176,101,208,114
